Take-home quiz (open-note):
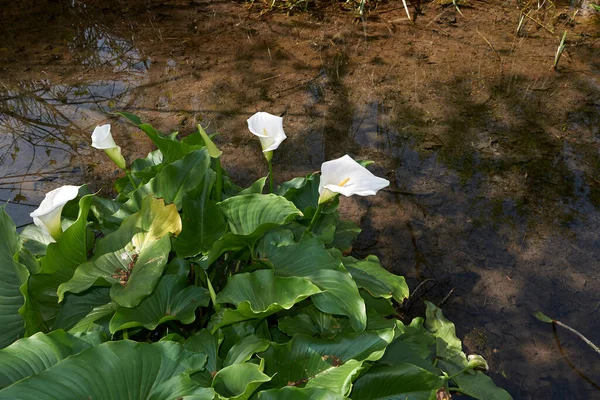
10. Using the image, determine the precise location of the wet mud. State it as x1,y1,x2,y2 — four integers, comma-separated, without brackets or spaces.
1,0,599,398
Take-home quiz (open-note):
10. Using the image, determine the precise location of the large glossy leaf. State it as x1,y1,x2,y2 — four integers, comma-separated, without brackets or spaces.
305,359,364,396
26,195,94,329
342,255,409,303
223,334,270,367
379,317,436,371
259,387,348,399
278,305,351,338
185,329,222,376
116,111,201,164
0,330,103,388
330,219,361,253
0,341,207,400
438,357,512,400
217,270,321,318
424,301,461,358
58,196,181,307
69,302,118,334
262,328,395,388
309,270,367,333
174,168,227,257
260,233,343,277
109,273,210,333
212,363,271,400
277,173,320,213
0,206,28,348
350,363,446,400
115,148,211,218
261,234,366,332
219,194,302,236
53,287,112,331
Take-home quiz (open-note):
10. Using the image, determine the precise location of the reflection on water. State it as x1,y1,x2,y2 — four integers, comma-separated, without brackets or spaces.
0,2,147,227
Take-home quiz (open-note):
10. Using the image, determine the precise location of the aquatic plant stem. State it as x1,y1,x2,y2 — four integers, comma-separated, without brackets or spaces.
268,159,274,194
215,157,223,202
554,319,600,355
307,202,326,233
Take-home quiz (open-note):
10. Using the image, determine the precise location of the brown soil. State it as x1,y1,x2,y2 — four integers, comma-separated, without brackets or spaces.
1,0,600,398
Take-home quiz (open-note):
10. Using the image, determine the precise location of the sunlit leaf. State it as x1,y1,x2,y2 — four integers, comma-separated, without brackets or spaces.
342,255,409,303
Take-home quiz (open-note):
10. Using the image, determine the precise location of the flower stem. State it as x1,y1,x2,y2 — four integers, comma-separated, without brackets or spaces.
215,157,223,202
307,202,326,233
268,159,274,194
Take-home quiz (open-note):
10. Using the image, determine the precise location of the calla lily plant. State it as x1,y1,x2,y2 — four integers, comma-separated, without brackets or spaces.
248,112,287,194
92,124,127,169
307,154,389,232
247,112,287,161
318,154,390,204
29,185,80,240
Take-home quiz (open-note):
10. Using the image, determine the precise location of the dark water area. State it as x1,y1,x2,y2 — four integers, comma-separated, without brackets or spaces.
1,0,600,398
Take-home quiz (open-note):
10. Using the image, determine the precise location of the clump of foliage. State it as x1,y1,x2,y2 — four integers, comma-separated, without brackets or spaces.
0,112,511,399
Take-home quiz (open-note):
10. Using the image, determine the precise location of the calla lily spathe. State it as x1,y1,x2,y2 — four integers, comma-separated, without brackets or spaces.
318,155,389,204
247,112,287,161
30,185,80,240
91,124,126,169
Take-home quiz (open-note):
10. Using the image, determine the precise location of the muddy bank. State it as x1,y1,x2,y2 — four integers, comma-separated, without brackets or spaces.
1,0,600,398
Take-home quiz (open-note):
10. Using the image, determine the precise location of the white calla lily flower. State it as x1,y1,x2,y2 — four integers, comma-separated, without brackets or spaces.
30,185,81,240
91,124,126,169
318,155,390,204
247,112,287,161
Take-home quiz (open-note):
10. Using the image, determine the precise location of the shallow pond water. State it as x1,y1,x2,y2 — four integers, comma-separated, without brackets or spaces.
1,0,599,398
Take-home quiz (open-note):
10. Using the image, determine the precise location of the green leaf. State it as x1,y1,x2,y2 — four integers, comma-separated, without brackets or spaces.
59,196,181,307
532,311,553,323
424,301,461,358
350,363,445,400
115,112,201,164
197,124,222,158
277,173,320,213
217,270,321,318
263,328,395,388
115,148,211,217
342,255,409,303
309,269,367,333
27,195,94,328
185,329,222,375
261,232,343,277
53,287,112,331
260,387,348,399
438,356,512,400
261,234,366,332
68,302,118,334
174,168,227,257
305,359,364,396
329,219,361,253
219,194,302,236
212,363,271,400
145,148,211,209
239,177,267,195
379,318,436,371
0,341,207,400
223,334,270,367
0,330,102,389
0,205,28,348
109,273,210,333
278,305,351,338
19,224,53,256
